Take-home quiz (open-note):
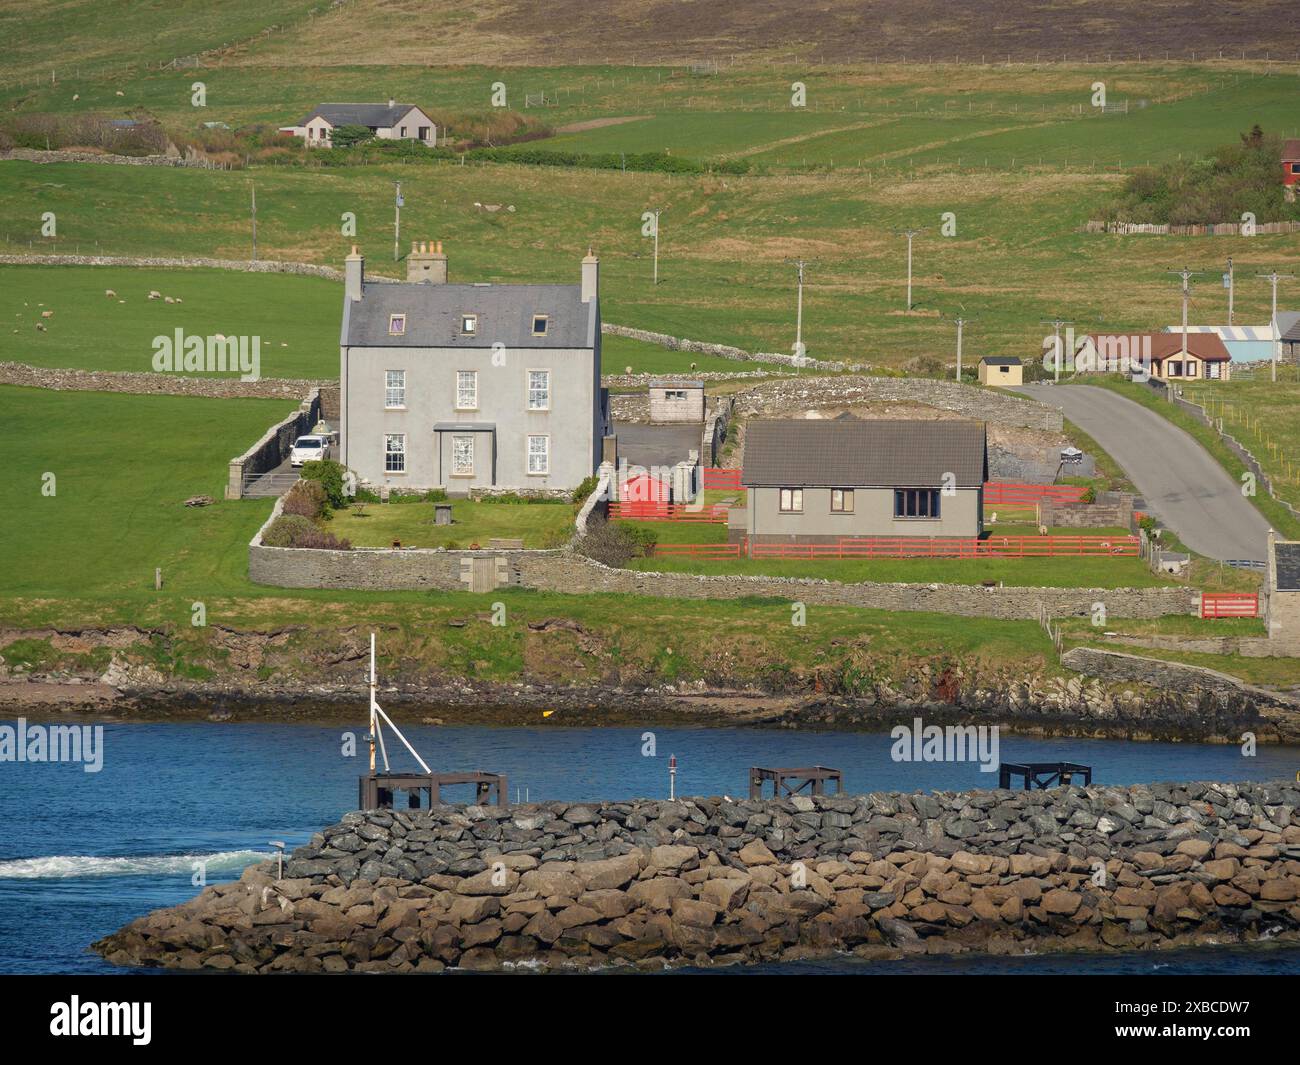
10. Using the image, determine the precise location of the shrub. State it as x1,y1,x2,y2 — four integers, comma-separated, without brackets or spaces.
574,517,655,566
262,513,351,549
300,460,349,510
572,474,600,506
390,488,447,504
330,124,375,150
1079,486,1097,504
281,479,327,520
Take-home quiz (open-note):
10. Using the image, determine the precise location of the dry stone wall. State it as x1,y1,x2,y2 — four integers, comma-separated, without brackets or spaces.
1,361,328,398
93,780,1300,972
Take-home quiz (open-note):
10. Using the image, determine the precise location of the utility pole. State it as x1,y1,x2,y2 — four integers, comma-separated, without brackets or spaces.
898,228,924,310
249,182,257,262
946,312,977,381
649,207,664,285
1257,268,1294,382
1040,316,1074,382
1226,256,1234,325
1167,267,1203,371
785,258,813,359
393,181,404,262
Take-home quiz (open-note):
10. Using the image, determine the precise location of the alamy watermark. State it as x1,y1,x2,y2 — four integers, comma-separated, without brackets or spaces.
890,717,1000,773
1041,327,1151,382
0,718,104,773
151,329,261,381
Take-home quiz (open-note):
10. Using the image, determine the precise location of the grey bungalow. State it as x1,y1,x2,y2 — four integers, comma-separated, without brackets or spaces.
740,418,987,542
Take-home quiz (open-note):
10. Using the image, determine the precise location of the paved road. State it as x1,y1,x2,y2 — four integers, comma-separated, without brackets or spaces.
1015,384,1273,563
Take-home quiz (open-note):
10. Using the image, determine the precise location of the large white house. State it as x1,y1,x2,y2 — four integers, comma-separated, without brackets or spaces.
338,243,610,494
279,101,436,147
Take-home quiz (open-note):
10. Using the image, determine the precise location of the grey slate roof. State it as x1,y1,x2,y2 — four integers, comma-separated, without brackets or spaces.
344,282,594,349
1277,542,1300,592
742,418,987,488
1276,311,1300,342
980,356,1021,366
300,102,422,127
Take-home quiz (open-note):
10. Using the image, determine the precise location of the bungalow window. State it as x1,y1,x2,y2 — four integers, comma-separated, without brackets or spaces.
388,313,406,336
779,488,803,513
384,369,405,409
528,369,550,410
531,315,549,336
456,370,478,410
527,434,550,475
1292,163,1300,174
451,435,474,476
399,126,407,137
1186,360,1198,378
830,489,854,513
461,314,478,334
1167,361,1184,377
384,434,406,474
418,126,431,140
894,488,940,519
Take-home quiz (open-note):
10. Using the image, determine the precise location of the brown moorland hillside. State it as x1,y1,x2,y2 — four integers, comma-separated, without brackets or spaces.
230,0,1300,67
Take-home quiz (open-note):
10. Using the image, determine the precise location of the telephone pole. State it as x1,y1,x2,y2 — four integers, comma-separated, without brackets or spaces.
1040,316,1074,382
648,207,665,285
1226,256,1234,325
1167,267,1203,365
1257,268,1294,382
897,228,924,311
946,312,977,381
393,181,404,262
785,259,814,359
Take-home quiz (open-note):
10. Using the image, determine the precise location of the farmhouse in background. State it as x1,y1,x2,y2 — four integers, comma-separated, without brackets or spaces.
1273,311,1300,362
338,243,608,494
977,356,1023,387
1080,331,1233,380
279,100,436,147
739,418,986,543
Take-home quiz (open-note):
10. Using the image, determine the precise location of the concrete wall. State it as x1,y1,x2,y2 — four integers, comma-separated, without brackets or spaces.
649,385,704,423
748,486,982,539
1039,497,1134,528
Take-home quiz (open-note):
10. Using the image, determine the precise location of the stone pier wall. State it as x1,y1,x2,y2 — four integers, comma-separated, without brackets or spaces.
93,780,1300,973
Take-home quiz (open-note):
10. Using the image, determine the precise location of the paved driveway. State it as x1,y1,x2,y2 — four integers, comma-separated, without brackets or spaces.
1015,384,1273,563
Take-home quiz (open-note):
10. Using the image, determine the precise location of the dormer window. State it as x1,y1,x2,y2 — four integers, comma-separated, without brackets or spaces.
531,315,549,336
461,314,478,334
388,314,406,336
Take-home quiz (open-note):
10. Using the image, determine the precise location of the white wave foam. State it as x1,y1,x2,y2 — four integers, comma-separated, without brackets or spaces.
0,850,267,879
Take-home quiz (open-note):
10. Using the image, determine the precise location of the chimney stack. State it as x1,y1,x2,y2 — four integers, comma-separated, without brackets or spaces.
406,240,448,284
345,244,364,302
581,246,599,303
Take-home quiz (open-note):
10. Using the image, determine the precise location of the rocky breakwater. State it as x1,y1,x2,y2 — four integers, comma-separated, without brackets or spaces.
94,782,1300,972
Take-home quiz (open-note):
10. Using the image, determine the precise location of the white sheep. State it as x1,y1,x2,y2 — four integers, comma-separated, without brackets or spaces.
105,289,116,298
164,296,175,303
148,290,161,300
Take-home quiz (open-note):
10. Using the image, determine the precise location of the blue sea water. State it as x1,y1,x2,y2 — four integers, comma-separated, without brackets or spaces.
1,721,1299,975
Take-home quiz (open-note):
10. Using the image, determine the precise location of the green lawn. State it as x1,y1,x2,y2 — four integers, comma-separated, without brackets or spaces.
0,384,290,598
335,499,575,549
0,265,341,379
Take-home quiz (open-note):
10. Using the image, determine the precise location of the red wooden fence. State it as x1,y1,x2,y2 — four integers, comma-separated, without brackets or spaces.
983,482,1087,506
610,502,730,523
1200,593,1259,618
702,467,743,490
749,534,1138,560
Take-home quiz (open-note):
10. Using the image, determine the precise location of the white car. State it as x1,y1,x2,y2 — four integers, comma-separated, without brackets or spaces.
289,435,330,467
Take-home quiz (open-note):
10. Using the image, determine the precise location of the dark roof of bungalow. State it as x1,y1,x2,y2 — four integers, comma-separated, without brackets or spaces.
742,418,987,488
299,102,424,127
980,356,1021,366
342,282,596,349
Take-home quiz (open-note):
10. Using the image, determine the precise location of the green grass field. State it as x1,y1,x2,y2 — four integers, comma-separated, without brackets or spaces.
0,384,290,598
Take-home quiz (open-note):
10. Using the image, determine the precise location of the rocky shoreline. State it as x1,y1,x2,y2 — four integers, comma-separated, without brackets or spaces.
94,781,1300,973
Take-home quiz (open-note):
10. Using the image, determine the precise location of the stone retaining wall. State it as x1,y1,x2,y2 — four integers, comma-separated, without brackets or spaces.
1,361,329,398
249,518,1197,618
92,780,1300,973
600,323,865,372
1060,647,1299,705
226,390,322,499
